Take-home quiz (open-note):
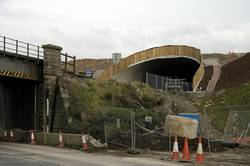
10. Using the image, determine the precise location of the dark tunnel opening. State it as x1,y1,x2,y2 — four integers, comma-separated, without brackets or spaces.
0,76,36,130
115,57,200,91
140,58,200,82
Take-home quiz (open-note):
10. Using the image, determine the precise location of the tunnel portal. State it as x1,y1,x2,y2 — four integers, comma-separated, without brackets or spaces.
97,45,203,91
114,57,200,91
0,76,37,130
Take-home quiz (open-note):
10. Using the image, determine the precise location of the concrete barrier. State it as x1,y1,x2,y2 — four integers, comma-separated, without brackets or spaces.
34,132,106,149
34,132,82,148
0,129,28,142
0,129,106,150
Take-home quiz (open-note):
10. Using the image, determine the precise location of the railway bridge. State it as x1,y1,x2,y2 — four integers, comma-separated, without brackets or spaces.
0,36,76,131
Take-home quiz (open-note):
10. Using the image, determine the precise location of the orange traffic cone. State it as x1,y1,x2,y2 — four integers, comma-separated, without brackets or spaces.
4,131,7,142
58,131,64,148
30,130,36,145
171,136,179,161
196,137,205,163
9,130,14,142
82,134,88,151
182,137,190,161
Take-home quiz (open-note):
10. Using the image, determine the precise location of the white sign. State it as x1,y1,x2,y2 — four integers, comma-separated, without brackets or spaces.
145,116,152,123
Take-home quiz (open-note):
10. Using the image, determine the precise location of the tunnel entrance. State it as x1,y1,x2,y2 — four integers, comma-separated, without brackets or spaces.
114,57,200,91
0,76,37,130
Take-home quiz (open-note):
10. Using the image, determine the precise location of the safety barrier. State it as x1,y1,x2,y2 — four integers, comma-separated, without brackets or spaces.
0,69,32,80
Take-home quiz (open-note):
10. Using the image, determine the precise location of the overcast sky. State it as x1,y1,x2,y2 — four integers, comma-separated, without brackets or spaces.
0,0,249,59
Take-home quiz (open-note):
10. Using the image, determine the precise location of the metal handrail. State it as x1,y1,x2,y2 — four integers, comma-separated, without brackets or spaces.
61,53,75,59
0,36,44,59
61,53,76,74
0,36,76,75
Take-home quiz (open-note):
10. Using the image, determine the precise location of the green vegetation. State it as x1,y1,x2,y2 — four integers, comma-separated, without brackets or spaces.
201,82,250,133
61,78,250,138
66,79,164,113
63,79,166,137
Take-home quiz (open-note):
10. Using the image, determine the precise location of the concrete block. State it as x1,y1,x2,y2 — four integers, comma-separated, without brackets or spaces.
164,115,198,139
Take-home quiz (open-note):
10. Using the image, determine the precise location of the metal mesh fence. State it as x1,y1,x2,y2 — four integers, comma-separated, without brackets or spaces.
104,108,132,148
145,72,192,91
102,107,210,151
103,106,250,151
103,108,167,150
223,109,250,139
205,106,250,142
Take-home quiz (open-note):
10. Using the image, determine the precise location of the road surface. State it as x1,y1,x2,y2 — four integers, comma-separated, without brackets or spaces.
0,142,180,166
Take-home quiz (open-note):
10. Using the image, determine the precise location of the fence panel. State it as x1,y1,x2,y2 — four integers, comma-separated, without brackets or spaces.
146,72,192,91
205,106,250,142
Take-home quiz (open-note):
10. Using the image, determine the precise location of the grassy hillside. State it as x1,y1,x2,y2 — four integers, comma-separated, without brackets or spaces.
60,77,250,138
66,79,165,112
60,78,200,138
202,82,250,134
62,79,167,135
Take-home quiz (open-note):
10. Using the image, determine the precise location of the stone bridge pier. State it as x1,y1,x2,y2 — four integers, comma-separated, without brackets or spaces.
37,44,63,132
0,36,75,132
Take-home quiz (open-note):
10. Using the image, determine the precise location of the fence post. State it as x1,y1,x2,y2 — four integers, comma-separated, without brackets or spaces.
103,110,107,144
156,75,158,90
3,36,6,53
16,40,18,55
27,43,29,57
168,118,171,153
204,109,211,153
161,76,164,90
130,111,136,151
37,46,40,59
73,56,76,75
131,111,133,150
131,111,134,150
133,112,136,150
64,53,68,73
175,77,177,92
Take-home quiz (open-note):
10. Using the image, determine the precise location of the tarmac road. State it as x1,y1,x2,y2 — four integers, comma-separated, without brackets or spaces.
0,142,180,166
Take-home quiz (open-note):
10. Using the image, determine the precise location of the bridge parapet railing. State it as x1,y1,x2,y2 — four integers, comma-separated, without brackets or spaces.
0,36,44,59
60,53,76,75
0,36,76,75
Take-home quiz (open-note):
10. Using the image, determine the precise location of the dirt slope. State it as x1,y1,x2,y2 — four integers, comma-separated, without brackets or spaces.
75,59,112,73
216,53,250,90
